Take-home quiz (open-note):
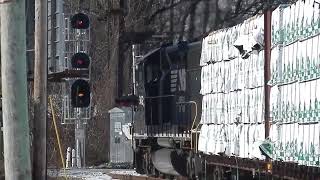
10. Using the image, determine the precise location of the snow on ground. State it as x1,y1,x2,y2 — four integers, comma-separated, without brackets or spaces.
109,170,144,177
48,169,114,180
47,168,146,179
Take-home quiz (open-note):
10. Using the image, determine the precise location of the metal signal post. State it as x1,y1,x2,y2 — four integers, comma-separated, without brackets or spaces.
71,12,91,168
46,0,91,169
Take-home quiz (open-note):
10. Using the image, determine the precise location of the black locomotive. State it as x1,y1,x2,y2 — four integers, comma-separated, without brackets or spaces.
132,41,203,178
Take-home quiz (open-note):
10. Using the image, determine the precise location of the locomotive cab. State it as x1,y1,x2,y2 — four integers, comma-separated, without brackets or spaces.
135,41,202,137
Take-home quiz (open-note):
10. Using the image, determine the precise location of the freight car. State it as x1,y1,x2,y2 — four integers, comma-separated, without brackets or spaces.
131,1,320,179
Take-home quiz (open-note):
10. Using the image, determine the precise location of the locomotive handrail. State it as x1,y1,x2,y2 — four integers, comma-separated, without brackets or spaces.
177,101,199,151
144,94,175,99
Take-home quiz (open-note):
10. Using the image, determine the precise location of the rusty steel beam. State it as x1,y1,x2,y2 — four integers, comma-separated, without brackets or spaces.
205,154,320,179
205,155,267,172
264,9,272,140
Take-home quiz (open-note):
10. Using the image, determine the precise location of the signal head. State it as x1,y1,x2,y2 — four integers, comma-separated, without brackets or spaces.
71,13,90,29
71,52,90,69
71,79,90,107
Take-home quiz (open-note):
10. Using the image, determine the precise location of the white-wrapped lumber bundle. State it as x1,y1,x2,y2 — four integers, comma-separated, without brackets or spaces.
198,124,265,159
198,14,266,159
268,0,320,166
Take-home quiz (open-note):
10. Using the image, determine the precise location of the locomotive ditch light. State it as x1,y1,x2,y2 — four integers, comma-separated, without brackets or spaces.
71,52,90,69
71,79,90,107
71,13,90,29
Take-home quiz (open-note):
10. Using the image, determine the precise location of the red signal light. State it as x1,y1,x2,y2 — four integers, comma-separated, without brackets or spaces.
71,13,89,29
77,59,84,65
71,53,90,69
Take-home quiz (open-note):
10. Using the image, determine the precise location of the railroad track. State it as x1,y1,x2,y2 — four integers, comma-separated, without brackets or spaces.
109,173,188,180
110,174,160,180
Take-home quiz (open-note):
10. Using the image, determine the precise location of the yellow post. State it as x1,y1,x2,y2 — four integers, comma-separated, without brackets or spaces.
49,96,65,169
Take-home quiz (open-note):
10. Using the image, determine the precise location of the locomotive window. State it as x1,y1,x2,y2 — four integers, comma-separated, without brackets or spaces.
146,65,153,83
160,50,170,70
135,65,143,83
145,63,161,83
139,71,143,82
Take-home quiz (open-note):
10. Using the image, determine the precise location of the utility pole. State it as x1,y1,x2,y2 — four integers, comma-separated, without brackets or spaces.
0,0,32,179
33,0,47,178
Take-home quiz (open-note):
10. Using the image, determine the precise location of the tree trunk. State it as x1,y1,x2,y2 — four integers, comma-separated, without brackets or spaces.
33,0,48,178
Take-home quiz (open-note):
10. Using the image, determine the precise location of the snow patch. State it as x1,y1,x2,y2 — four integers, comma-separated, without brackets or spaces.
48,169,113,180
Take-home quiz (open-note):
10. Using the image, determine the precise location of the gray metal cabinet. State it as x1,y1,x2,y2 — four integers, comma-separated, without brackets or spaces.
108,107,133,164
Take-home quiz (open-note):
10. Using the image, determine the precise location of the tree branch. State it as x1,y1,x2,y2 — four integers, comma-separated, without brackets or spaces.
145,0,188,25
